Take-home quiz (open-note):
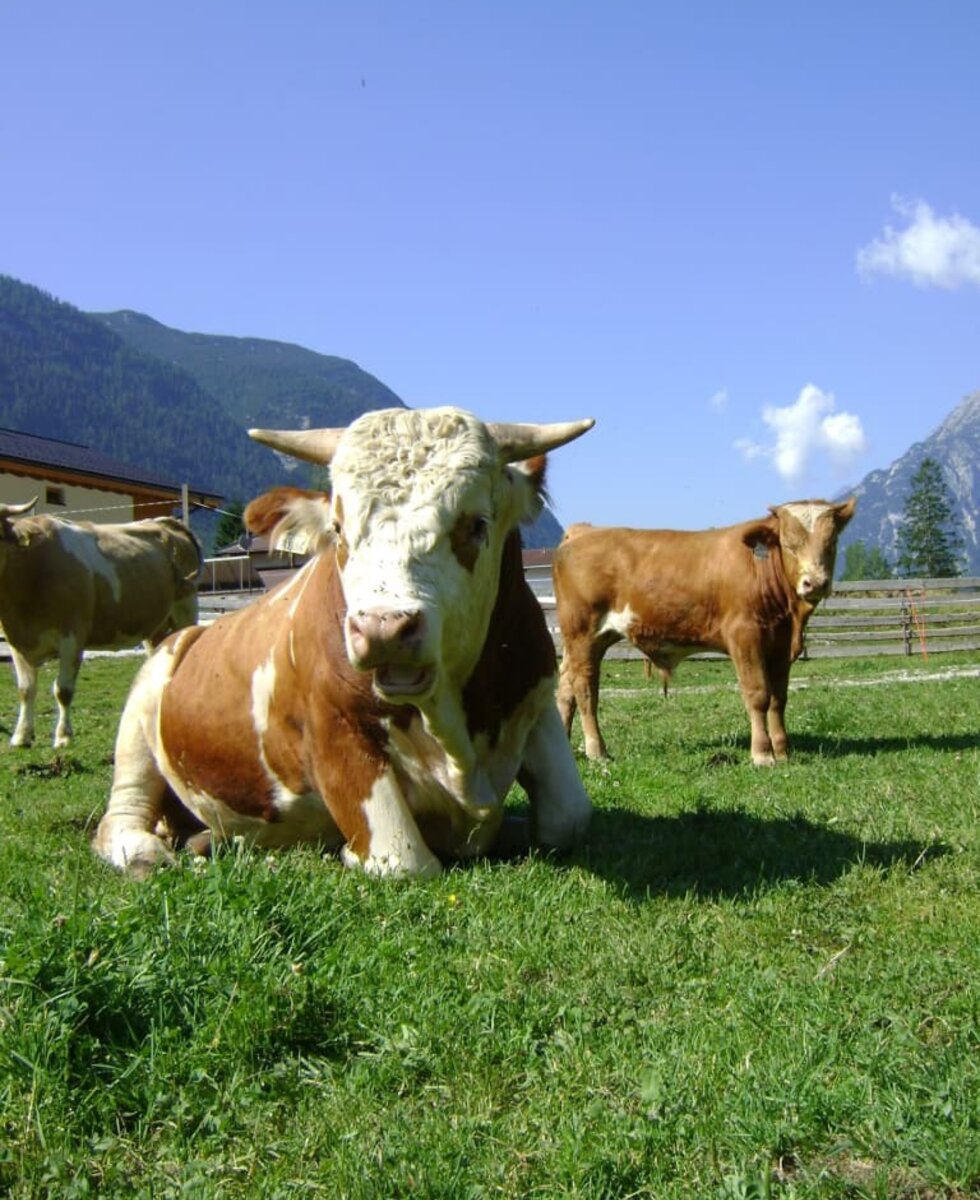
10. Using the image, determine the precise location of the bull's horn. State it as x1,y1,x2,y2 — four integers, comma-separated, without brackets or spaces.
487,418,595,462
0,496,38,519
248,427,344,465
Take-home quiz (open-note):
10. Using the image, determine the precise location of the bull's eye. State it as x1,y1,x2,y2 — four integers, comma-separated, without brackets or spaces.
331,519,349,568
450,512,490,572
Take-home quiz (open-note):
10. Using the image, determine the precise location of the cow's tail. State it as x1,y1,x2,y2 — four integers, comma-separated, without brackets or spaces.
157,517,205,596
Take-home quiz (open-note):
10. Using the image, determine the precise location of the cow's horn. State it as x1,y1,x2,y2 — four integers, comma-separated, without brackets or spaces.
248,427,344,465
0,496,38,519
487,418,595,462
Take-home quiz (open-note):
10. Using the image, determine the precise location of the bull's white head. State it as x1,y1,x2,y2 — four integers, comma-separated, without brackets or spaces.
249,407,593,705
770,497,857,603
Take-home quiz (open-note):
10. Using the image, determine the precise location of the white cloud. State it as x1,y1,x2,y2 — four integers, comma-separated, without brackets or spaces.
708,387,729,412
735,384,867,482
857,195,980,289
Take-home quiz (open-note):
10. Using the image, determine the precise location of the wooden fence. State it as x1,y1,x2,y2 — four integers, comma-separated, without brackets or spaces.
8,564,975,666
524,565,980,660
800,577,980,658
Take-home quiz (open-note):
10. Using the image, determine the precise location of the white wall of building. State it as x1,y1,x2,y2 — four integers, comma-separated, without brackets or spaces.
0,472,135,522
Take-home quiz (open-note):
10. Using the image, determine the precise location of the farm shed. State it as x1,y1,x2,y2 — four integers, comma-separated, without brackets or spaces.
0,426,221,522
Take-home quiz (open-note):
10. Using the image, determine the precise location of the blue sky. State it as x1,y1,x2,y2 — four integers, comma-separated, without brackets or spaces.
3,2,979,530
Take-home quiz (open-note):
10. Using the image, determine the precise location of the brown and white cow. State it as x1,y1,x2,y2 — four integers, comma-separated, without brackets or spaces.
94,407,594,878
553,498,856,765
0,500,203,748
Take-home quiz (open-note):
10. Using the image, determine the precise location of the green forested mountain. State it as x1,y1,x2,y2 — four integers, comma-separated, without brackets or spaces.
0,276,564,548
0,276,293,519
95,309,404,432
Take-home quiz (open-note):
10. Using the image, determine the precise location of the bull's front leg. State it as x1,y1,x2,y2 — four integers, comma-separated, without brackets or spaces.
421,684,500,815
518,687,592,850
9,648,37,748
334,765,442,878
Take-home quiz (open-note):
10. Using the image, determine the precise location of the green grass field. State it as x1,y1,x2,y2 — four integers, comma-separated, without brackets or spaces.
0,651,978,1198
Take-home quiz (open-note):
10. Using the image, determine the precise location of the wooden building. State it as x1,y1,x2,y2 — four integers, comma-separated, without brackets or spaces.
0,427,221,522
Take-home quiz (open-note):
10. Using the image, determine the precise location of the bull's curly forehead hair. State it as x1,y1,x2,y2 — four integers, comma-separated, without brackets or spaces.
330,407,499,513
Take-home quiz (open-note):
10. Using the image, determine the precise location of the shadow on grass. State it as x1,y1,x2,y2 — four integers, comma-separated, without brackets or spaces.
685,730,980,760
786,730,980,758
571,806,945,901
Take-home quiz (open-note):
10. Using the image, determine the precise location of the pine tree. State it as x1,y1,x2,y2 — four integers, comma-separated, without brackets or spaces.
895,457,963,578
841,540,892,580
214,500,246,550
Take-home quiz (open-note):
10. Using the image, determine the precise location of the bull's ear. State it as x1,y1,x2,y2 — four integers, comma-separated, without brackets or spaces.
515,454,547,491
248,427,344,465
834,497,857,526
244,488,334,554
487,418,594,463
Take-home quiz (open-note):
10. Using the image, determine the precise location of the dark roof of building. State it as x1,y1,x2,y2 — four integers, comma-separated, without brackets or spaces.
0,427,221,502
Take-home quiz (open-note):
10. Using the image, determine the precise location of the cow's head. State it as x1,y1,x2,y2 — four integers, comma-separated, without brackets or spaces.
769,498,856,603
0,497,39,550
248,407,593,704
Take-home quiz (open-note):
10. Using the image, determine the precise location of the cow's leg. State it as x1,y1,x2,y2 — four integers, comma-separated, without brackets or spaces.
729,640,775,766
518,698,592,851
563,633,611,760
766,656,792,762
170,593,199,631
9,649,37,748
93,664,176,876
337,768,442,878
52,641,83,748
556,654,578,735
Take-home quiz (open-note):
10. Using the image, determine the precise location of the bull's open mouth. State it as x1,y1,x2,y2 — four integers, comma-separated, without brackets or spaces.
373,663,436,698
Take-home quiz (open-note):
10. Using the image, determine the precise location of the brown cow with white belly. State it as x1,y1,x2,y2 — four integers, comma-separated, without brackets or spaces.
553,498,856,765
94,406,594,878
0,500,202,748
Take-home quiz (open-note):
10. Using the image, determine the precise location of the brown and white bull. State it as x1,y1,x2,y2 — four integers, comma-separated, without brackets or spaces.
0,500,202,748
553,498,856,765
94,407,594,878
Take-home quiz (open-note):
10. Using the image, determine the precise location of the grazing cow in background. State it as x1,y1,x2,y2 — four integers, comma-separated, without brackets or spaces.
94,407,595,878
553,498,856,765
0,499,202,748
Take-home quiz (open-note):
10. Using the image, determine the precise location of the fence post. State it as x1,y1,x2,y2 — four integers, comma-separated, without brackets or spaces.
901,592,912,655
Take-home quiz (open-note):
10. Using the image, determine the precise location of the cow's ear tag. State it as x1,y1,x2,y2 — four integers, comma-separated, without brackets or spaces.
752,541,769,560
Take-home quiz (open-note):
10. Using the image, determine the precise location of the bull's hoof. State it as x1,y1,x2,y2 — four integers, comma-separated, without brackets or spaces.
341,843,442,878
489,813,532,860
183,830,214,858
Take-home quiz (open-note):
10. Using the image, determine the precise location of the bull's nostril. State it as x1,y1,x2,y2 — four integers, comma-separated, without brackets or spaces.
347,608,425,663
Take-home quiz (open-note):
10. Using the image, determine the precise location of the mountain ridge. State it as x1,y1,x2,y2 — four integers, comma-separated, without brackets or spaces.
837,390,980,576
0,276,564,548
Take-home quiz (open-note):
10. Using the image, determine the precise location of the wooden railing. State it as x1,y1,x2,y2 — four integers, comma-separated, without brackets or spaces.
801,577,980,658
